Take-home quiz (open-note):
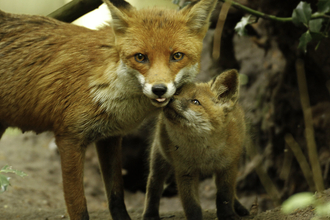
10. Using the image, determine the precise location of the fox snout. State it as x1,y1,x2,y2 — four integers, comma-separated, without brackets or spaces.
149,84,170,105
142,81,177,107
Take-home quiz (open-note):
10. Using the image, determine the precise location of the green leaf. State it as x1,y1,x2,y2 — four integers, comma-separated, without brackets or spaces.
1,165,9,170
310,31,325,41
315,202,330,217
1,165,27,177
298,31,313,52
282,192,315,214
309,17,324,32
292,2,312,26
235,15,251,36
317,0,330,13
239,74,249,86
0,173,11,193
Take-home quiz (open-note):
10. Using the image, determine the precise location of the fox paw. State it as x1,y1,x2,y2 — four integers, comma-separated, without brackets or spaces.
235,206,249,216
217,214,242,220
143,217,160,220
142,214,161,220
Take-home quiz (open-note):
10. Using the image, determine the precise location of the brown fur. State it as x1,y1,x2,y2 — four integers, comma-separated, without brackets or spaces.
0,0,217,219
143,70,249,220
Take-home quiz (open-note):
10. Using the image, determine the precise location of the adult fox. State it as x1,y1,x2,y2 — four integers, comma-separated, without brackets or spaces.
0,0,217,219
143,70,249,220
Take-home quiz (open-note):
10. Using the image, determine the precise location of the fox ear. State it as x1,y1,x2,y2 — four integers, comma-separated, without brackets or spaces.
209,69,239,111
103,0,133,35
181,0,217,36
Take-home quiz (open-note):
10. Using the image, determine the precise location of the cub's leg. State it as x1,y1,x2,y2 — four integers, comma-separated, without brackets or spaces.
96,136,131,220
143,147,172,220
215,164,243,220
56,136,89,220
175,169,202,220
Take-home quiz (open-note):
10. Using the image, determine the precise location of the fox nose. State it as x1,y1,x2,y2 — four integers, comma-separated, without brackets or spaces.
152,84,167,97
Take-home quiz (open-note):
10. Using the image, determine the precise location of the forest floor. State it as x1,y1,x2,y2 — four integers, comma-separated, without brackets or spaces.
0,131,329,220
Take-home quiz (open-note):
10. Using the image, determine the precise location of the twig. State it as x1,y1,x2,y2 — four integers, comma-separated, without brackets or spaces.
279,146,293,181
284,133,316,192
218,0,330,22
295,58,324,192
212,1,231,60
48,0,103,22
324,159,330,180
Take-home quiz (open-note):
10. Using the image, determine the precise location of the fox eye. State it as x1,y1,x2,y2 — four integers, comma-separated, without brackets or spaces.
191,99,201,105
171,52,184,61
134,53,147,63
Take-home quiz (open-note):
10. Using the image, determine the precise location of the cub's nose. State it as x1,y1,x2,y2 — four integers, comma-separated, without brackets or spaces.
152,84,167,97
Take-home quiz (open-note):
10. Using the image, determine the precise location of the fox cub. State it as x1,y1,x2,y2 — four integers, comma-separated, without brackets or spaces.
0,0,217,219
143,70,249,220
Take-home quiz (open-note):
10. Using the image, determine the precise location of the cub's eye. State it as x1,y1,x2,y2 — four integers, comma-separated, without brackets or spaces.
191,99,201,105
171,52,184,61
134,53,147,63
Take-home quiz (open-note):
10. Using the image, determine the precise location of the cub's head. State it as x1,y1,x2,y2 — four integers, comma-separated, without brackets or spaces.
163,69,240,132
103,0,217,107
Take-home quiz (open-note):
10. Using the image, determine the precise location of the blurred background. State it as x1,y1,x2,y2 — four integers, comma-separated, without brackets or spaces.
0,0,71,15
0,0,177,29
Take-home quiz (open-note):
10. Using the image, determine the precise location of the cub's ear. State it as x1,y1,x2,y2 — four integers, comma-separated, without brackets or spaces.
180,0,217,37
209,69,240,111
103,0,134,35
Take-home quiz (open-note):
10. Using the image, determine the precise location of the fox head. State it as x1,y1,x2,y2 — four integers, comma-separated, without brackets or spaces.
163,69,240,134
103,0,217,107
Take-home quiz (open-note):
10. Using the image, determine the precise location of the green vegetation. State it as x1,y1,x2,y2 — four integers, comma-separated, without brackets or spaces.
282,192,330,219
0,165,27,193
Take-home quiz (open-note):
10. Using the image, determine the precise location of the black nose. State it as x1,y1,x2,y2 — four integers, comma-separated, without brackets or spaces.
152,84,167,96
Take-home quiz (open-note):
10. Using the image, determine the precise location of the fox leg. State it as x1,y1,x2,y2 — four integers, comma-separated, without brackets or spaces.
234,198,249,216
143,147,171,220
96,136,131,220
56,136,89,220
0,124,7,139
175,170,202,220
215,165,244,220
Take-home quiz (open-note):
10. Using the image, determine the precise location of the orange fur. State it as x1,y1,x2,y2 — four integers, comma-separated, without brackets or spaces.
143,70,249,220
0,0,217,219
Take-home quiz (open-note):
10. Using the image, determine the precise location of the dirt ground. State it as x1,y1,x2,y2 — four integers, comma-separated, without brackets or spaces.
1,130,329,220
